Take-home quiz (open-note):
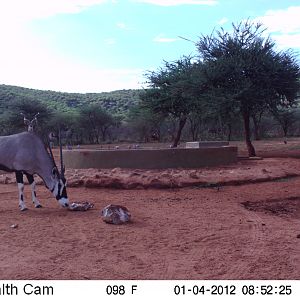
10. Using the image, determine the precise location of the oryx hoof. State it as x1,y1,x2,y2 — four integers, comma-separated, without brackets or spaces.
20,207,28,212
35,204,42,208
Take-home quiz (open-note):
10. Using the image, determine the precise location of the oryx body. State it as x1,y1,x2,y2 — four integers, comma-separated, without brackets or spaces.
0,131,69,210
16,112,43,209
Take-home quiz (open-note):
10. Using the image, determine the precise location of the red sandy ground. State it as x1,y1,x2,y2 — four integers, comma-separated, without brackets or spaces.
0,139,300,280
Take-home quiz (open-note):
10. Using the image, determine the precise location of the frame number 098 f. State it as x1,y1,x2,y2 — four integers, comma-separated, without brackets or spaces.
106,285,138,296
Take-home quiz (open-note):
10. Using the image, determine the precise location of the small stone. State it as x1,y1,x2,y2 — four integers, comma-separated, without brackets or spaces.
101,204,131,225
10,224,18,229
189,171,199,179
111,168,121,174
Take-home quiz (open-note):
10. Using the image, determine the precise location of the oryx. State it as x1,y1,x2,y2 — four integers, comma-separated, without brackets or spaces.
16,112,42,209
21,112,39,132
0,131,69,211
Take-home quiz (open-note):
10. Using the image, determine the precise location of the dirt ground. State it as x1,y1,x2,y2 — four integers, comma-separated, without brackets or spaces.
1,139,300,280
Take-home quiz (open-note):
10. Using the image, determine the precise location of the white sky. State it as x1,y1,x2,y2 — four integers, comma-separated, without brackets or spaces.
0,0,299,93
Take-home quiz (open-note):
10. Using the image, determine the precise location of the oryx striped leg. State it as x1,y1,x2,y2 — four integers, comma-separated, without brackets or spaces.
16,171,27,211
25,173,42,208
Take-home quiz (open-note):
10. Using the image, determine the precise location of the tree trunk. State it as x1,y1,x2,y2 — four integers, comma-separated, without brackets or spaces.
101,127,108,142
227,123,232,141
252,111,263,141
188,116,198,141
283,123,288,138
252,116,260,140
243,111,256,157
95,131,100,144
190,123,197,141
172,117,187,148
89,133,93,144
155,128,161,142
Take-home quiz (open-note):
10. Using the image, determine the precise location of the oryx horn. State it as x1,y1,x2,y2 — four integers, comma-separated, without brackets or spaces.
20,113,30,125
58,129,65,177
47,138,57,168
33,112,40,123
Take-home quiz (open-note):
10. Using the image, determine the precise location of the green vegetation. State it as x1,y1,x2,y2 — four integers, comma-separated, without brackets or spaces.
141,20,300,155
0,84,140,115
141,56,206,147
0,84,140,142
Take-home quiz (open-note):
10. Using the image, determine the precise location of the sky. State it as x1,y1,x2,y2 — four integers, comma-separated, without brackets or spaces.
0,0,300,93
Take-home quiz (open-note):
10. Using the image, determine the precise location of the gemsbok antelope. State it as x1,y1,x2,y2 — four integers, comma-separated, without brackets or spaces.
21,112,39,132
16,112,42,209
0,130,69,211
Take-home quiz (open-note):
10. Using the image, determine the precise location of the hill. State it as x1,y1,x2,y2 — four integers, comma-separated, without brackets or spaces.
0,84,141,116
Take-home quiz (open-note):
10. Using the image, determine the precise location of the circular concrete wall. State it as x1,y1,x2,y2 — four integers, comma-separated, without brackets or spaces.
63,146,238,169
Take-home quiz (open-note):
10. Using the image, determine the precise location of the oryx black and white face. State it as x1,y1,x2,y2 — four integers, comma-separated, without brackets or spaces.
21,112,39,132
50,167,69,208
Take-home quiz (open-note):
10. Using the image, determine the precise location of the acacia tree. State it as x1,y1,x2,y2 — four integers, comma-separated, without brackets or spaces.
197,20,300,156
251,110,265,140
47,110,81,145
141,56,206,147
80,104,115,143
127,104,165,142
270,106,299,138
188,113,203,141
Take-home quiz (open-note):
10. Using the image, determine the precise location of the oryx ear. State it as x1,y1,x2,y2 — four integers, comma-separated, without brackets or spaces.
49,132,57,141
51,167,58,179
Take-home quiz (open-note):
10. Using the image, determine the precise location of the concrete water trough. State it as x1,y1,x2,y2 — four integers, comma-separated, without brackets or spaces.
186,141,229,148
63,146,238,169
